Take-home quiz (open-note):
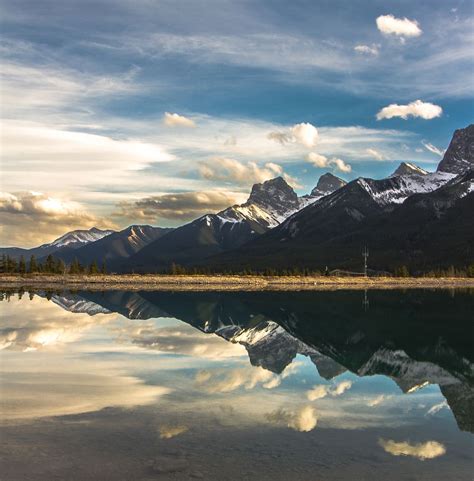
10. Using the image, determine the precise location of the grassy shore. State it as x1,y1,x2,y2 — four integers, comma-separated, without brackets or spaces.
0,274,473,291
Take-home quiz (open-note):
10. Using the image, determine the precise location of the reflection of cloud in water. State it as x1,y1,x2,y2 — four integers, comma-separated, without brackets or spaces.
307,380,352,401
0,296,113,351
426,400,448,416
1,371,170,420
195,362,299,393
367,394,389,407
114,322,246,359
379,439,446,460
266,405,318,432
159,425,189,439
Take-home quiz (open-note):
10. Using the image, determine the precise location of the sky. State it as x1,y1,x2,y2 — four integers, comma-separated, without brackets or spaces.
0,0,473,246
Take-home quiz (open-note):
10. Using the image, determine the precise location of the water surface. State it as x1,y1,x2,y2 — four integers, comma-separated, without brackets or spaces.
1,289,473,480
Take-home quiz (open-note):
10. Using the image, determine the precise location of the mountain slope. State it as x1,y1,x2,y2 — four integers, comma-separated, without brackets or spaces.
391,162,428,177
51,225,173,268
0,227,115,261
209,171,473,272
127,177,312,271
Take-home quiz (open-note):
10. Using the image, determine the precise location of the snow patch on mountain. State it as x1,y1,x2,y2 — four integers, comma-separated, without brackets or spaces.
44,227,114,249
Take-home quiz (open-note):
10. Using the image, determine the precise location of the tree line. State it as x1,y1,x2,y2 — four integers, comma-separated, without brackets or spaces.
1,255,473,277
0,254,106,275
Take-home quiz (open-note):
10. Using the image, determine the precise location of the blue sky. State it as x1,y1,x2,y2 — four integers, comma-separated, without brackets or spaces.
1,0,473,246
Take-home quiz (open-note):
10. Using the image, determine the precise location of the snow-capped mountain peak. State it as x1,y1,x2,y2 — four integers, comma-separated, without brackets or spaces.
437,124,474,175
391,162,428,177
43,227,115,249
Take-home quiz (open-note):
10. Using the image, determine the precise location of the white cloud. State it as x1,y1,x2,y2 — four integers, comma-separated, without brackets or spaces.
365,148,386,161
379,439,446,460
330,158,352,173
422,141,445,157
354,44,379,56
291,122,319,148
268,122,318,148
307,380,353,401
163,112,196,128
198,157,300,187
306,153,351,173
266,405,318,432
306,152,329,168
376,14,422,39
376,100,442,120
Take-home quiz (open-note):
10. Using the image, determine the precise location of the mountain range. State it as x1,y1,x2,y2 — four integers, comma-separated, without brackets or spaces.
2,124,473,273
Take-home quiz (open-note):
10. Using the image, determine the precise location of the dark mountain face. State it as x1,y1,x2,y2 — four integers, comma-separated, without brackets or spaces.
437,124,474,175
310,173,346,196
391,162,427,177
127,177,301,272
208,170,473,272
246,176,300,217
51,225,173,268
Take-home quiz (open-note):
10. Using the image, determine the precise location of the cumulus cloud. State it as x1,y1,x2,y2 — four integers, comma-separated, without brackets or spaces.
422,141,445,157
306,153,352,173
198,157,300,188
266,405,318,432
307,152,329,168
163,112,196,128
330,158,352,173
291,123,319,148
365,148,386,161
354,44,379,56
376,14,422,39
376,100,442,120
114,190,244,223
0,191,115,247
268,122,318,148
307,380,353,401
379,439,446,460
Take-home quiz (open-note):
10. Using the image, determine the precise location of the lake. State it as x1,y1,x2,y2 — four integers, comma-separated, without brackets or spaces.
1,288,473,480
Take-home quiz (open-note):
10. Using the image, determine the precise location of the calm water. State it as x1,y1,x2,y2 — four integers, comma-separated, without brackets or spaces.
0,289,473,480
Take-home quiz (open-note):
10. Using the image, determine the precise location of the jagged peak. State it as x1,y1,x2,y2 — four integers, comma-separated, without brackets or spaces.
437,124,474,175
391,162,428,177
311,172,346,196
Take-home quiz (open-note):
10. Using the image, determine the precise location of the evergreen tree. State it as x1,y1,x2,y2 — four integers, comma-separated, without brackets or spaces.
29,255,38,273
18,255,26,274
101,260,107,275
44,254,55,273
88,260,99,275
56,258,66,274
0,254,6,274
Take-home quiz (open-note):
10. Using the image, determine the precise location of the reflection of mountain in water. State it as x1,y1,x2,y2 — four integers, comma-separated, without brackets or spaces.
30,289,474,433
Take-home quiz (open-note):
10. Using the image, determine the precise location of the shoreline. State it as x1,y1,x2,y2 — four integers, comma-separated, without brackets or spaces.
0,274,473,291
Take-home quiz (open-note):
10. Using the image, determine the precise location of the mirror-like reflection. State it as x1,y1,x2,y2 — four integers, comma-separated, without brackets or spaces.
1,289,473,480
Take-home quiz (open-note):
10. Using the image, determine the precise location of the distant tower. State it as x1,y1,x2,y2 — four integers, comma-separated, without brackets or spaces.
362,246,369,277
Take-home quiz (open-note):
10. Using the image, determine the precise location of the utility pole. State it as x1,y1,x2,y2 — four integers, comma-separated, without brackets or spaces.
362,246,369,277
